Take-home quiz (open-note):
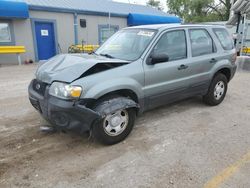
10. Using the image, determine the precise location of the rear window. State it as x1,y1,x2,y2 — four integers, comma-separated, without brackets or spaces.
213,28,234,50
189,29,215,57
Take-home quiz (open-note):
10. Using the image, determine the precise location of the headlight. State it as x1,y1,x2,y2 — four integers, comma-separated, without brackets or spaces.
49,82,82,99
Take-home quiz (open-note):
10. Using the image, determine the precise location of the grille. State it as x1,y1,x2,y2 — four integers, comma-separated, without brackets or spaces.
29,97,42,113
32,79,47,96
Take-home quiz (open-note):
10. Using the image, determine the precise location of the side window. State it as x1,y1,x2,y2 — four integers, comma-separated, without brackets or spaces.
153,30,187,61
213,28,234,50
189,29,214,57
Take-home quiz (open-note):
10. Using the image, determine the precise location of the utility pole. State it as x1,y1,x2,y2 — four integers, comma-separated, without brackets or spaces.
108,11,111,36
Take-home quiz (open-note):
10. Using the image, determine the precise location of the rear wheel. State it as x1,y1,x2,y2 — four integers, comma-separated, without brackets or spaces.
92,97,136,145
203,73,228,106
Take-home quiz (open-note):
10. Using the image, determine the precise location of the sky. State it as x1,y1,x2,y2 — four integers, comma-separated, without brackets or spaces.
113,0,168,12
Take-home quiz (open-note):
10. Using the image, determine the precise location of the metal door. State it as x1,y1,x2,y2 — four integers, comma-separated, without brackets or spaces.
35,22,56,60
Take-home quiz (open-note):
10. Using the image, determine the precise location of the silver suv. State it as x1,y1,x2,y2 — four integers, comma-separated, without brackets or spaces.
29,24,237,145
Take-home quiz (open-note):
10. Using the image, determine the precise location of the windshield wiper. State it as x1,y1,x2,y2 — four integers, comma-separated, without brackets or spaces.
89,51,98,55
100,53,114,59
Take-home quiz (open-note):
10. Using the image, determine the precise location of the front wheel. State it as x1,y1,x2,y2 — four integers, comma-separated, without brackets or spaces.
92,104,136,145
203,73,228,106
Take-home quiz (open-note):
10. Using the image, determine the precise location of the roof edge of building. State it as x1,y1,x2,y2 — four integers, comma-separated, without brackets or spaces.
28,5,129,18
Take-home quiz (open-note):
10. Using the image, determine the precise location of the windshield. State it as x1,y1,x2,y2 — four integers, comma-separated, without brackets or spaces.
96,29,156,61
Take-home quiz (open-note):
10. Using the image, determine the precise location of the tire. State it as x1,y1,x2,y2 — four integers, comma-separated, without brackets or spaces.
92,97,136,145
203,73,228,106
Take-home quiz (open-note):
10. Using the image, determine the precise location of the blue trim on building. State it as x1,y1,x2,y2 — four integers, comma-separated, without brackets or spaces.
30,18,59,61
29,5,128,18
127,13,181,26
0,1,29,19
74,13,78,45
98,24,119,45
0,19,16,46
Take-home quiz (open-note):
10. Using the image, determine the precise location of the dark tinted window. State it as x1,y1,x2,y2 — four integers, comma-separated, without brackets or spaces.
213,28,234,50
153,30,187,61
189,29,214,57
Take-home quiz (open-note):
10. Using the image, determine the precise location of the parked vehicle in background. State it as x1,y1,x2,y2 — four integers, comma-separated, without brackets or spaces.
28,24,237,145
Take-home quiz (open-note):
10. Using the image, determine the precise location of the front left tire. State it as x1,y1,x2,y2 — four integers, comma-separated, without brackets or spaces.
92,97,136,145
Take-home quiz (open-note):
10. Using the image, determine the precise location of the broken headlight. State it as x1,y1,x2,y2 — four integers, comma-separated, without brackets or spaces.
49,82,82,99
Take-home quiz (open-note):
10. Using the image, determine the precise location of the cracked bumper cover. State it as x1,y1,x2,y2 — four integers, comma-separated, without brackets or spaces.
28,81,101,131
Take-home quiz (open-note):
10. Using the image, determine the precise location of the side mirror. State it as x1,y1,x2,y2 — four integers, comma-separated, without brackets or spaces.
147,52,169,65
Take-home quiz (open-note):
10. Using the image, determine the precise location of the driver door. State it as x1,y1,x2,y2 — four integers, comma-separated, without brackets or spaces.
143,29,192,110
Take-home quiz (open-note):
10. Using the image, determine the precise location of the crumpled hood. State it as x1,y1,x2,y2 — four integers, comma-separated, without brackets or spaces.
35,54,129,84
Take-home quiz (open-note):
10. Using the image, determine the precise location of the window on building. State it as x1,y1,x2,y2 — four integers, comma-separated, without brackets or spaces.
0,21,14,45
213,28,234,50
99,25,119,44
153,30,187,61
189,29,215,57
0,23,11,42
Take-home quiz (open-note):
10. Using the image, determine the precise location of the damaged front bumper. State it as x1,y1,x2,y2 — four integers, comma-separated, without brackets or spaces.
28,79,101,132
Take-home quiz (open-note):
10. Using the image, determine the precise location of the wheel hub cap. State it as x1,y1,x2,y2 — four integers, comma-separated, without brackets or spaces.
103,110,129,136
214,81,225,100
110,116,122,127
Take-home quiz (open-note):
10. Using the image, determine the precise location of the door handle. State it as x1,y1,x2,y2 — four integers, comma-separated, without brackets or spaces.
210,58,217,64
178,64,189,70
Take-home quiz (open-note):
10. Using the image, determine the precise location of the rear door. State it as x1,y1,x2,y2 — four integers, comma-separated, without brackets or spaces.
185,28,218,93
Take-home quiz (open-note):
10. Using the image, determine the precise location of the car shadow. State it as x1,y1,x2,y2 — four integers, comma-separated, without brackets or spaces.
40,96,206,147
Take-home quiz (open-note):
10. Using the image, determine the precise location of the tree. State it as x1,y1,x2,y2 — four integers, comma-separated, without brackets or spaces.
147,0,163,10
166,0,231,23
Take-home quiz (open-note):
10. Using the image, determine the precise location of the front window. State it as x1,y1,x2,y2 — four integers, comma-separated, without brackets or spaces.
0,22,11,42
96,29,156,61
153,30,187,61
